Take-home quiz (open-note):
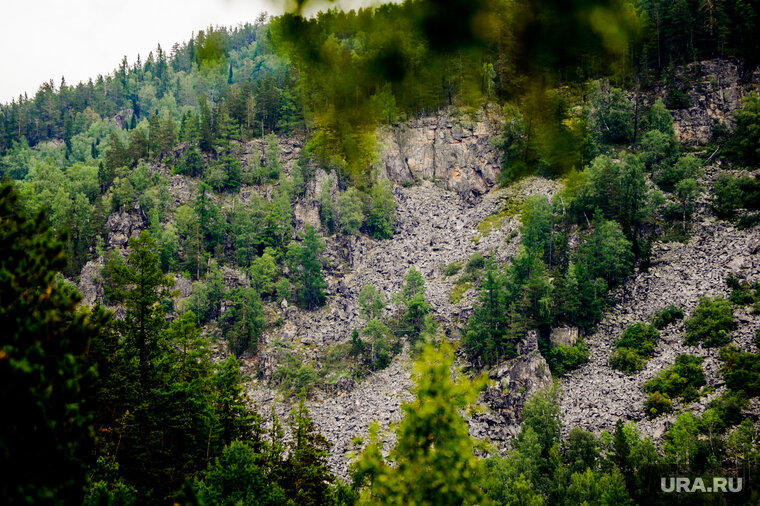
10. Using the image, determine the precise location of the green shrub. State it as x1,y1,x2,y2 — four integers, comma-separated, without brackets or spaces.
651,305,685,330
654,155,703,193
712,174,760,218
720,346,760,397
730,287,756,305
684,296,735,347
703,391,748,432
645,391,673,418
617,323,659,356
465,252,485,273
609,322,659,373
664,82,691,110
643,354,705,405
609,347,645,373
548,340,590,375
737,213,760,230
443,261,463,277
275,278,292,303
275,353,319,395
727,274,758,305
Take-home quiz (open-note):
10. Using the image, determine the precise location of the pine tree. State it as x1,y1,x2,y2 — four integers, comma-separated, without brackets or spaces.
0,181,107,504
286,225,327,310
352,342,485,505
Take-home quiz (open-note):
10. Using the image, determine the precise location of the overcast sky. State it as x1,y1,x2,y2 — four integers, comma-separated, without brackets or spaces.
0,0,377,104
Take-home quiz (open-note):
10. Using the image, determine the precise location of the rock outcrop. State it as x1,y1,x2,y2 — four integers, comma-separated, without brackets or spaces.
77,260,104,307
470,331,553,445
550,327,580,348
379,108,504,200
667,59,760,145
107,208,147,248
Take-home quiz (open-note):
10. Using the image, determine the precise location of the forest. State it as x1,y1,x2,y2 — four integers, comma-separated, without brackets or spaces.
3,0,760,504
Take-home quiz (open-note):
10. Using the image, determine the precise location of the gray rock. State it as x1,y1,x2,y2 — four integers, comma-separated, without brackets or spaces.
551,326,580,348
378,107,504,200
106,208,146,249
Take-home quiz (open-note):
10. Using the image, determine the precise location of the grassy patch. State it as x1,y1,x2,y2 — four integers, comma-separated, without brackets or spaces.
477,213,504,238
449,280,472,304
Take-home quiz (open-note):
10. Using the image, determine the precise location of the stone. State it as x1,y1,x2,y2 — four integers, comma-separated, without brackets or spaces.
378,107,504,201
550,326,580,348
106,208,146,249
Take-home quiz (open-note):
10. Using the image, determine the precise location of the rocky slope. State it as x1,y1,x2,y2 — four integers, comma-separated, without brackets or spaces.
561,164,760,441
245,176,559,477
76,60,760,477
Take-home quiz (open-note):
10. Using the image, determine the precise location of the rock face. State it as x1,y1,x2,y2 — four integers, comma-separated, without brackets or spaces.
667,59,760,145
107,208,147,248
379,108,504,200
77,260,104,307
550,327,579,348
470,331,553,444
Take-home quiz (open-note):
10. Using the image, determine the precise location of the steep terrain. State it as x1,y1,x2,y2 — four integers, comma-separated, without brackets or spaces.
74,60,760,478
561,164,760,440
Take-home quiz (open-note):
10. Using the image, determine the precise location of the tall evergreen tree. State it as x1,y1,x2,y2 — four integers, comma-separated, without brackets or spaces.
287,225,327,310
107,230,175,388
352,343,485,505
0,181,107,504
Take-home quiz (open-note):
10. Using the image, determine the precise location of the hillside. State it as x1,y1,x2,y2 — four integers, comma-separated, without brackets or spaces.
63,59,760,481
5,1,760,503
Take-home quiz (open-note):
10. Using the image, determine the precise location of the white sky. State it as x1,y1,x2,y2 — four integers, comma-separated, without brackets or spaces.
0,0,378,104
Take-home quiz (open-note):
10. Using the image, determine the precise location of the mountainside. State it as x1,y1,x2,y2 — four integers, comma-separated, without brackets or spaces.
7,0,760,501
66,59,760,480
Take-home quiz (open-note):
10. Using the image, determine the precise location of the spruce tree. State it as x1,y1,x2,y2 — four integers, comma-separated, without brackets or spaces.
464,258,510,367
0,181,106,504
107,230,175,389
287,225,327,310
352,343,485,505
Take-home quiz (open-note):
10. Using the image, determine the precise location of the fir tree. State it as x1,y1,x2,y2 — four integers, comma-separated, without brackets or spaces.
0,181,107,504
287,225,327,310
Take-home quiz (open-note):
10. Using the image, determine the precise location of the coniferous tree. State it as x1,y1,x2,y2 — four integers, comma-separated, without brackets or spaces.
352,342,485,505
221,287,265,357
464,258,513,367
287,224,327,310
280,397,333,505
0,181,107,504
107,230,175,389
